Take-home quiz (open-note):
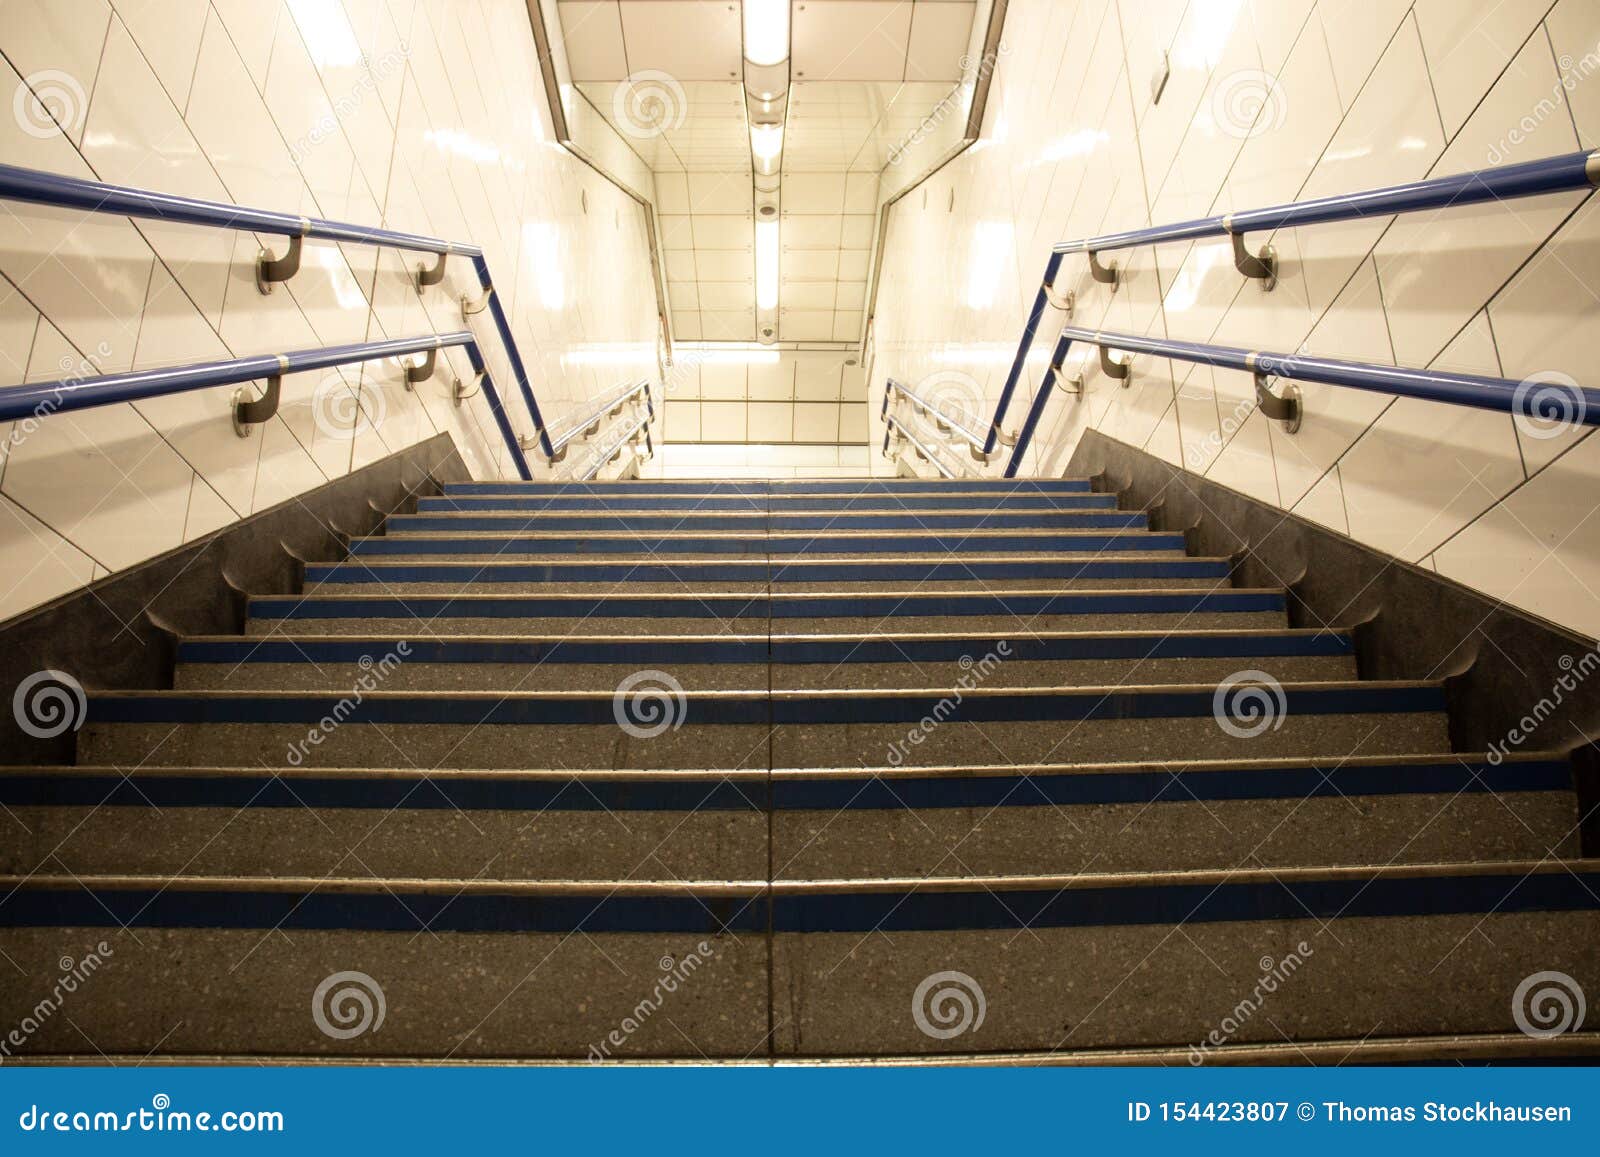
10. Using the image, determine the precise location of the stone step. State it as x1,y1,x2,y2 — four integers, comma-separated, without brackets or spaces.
441,478,1095,496
416,493,1125,512
246,587,1290,636
302,554,1229,592
347,529,1189,558
172,628,1357,691
383,510,1149,533
1,861,1594,1058
0,754,1572,880
79,680,1449,769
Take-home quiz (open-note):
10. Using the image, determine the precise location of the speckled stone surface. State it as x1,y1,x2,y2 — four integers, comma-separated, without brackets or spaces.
770,913,1600,1055
772,792,1578,878
174,654,1355,693
80,722,774,770
243,610,1290,637
6,807,768,880
768,712,1449,768
0,927,767,1059
311,576,1235,595
174,662,767,692
765,655,1357,690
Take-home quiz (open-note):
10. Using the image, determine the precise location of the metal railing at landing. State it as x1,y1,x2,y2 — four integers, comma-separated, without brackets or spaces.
0,162,657,480
882,148,1600,479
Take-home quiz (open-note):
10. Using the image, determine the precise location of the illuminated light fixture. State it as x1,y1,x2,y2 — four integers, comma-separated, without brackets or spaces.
755,219,779,311
743,0,790,67
751,123,784,165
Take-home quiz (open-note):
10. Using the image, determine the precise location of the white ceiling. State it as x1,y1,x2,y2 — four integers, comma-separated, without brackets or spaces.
558,0,976,345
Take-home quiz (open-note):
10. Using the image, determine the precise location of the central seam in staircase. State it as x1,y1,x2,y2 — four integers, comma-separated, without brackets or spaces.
2,476,1597,1061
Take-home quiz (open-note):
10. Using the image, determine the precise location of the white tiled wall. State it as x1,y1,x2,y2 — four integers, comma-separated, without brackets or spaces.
660,349,870,444
0,0,658,622
871,0,1600,639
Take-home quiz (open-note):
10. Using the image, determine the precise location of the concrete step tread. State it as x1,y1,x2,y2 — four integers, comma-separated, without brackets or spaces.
16,1032,1600,1065
369,528,1177,541
89,677,1438,701
251,586,1285,606
5,858,1596,895
182,626,1349,645
5,749,1566,781
0,753,1569,809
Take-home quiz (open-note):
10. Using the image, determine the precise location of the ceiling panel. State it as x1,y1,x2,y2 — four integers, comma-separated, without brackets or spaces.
906,0,976,81
791,1,913,81
555,0,976,350
618,0,744,79
559,1,628,80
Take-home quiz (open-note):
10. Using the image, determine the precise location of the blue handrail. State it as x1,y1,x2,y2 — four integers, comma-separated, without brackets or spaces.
0,162,572,460
1001,323,1600,478
980,148,1599,460
0,332,535,479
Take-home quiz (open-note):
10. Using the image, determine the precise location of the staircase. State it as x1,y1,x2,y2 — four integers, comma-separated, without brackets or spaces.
2,476,1596,1063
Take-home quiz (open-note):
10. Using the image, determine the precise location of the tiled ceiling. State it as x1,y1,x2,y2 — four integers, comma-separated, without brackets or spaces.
559,0,975,348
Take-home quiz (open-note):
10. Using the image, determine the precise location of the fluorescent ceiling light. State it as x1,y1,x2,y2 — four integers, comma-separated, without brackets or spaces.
751,123,783,164
743,0,790,66
755,219,779,311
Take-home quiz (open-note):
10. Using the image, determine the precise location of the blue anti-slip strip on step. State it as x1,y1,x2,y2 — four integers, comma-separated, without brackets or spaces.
0,887,764,934
86,683,1444,726
0,758,1568,810
3,868,1595,933
770,870,1600,933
